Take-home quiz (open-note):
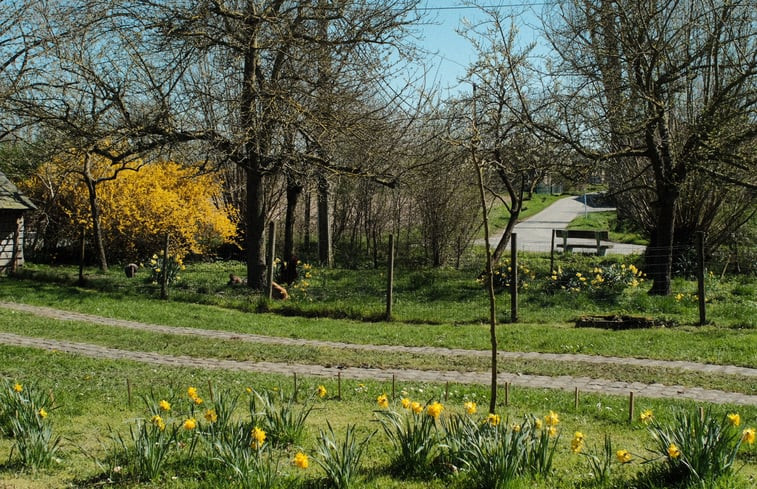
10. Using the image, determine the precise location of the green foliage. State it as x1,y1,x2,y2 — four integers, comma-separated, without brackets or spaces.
375,400,443,477
312,421,374,489
445,414,527,489
479,259,536,292
108,416,178,482
148,251,185,285
646,409,746,487
247,388,312,448
581,433,616,487
212,423,295,489
545,262,646,300
0,379,61,470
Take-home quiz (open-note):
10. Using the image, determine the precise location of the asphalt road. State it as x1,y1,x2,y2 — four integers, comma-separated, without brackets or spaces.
484,195,647,255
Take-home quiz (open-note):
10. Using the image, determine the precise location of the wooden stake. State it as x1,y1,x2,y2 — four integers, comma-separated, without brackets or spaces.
628,392,635,424
445,382,449,402
293,372,298,402
391,374,395,400
337,372,342,401
207,380,214,402
126,378,132,408
505,382,510,407
574,387,579,411
698,406,705,422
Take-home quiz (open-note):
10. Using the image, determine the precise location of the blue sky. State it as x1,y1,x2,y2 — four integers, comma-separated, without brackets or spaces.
412,2,548,94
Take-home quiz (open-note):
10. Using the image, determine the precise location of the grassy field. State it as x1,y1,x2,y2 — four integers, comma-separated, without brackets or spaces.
0,261,755,488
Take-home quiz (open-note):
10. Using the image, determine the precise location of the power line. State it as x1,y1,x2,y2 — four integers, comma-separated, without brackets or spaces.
415,3,549,11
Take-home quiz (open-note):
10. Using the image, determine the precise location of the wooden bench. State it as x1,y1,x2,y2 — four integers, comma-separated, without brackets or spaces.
552,229,613,256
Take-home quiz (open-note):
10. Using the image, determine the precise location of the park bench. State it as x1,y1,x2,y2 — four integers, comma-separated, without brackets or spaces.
551,229,613,256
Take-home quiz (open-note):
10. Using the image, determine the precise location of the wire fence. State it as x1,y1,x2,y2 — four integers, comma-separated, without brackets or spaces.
371,232,726,327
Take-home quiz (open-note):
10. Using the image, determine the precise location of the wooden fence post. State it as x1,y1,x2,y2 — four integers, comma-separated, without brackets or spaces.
266,221,276,300
160,233,170,299
697,232,706,326
510,233,518,323
385,234,395,321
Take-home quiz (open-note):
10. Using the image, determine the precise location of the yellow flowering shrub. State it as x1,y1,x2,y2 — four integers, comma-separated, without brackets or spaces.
23,155,237,261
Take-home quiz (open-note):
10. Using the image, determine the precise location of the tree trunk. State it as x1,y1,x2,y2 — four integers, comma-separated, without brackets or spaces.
317,172,332,267
490,206,520,265
303,189,312,253
246,166,267,289
284,178,302,261
647,189,676,295
83,157,108,273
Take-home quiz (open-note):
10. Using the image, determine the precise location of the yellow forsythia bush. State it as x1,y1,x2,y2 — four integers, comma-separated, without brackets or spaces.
23,152,236,261
98,161,237,259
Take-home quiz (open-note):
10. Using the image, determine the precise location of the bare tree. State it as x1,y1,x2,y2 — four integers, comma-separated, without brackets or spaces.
532,0,757,294
141,0,422,288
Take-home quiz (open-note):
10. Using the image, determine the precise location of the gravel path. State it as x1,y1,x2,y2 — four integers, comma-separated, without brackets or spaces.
481,195,647,255
1,301,755,406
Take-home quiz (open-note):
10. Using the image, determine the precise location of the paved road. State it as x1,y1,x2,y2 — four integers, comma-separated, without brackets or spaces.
484,195,646,255
1,302,754,406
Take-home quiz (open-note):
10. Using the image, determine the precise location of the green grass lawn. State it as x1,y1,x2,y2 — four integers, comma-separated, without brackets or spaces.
1,346,755,489
0,261,755,487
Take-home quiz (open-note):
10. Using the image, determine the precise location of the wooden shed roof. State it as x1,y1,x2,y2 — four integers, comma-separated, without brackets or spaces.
0,170,36,211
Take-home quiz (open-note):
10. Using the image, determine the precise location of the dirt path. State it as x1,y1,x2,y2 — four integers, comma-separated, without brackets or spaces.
1,301,755,406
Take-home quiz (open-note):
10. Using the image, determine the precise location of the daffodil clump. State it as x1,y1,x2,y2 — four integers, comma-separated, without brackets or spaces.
478,259,536,291
148,250,186,285
547,262,645,299
0,379,60,469
274,258,315,298
646,408,755,486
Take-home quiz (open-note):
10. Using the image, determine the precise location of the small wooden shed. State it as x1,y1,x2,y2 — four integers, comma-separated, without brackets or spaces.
0,170,35,273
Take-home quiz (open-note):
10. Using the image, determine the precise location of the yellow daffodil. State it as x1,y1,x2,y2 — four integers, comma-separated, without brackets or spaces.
204,409,218,423
411,401,423,414
159,400,171,412
667,443,681,459
376,394,389,409
640,409,653,425
251,426,266,449
183,418,197,430
193,396,203,405
246,387,253,394
486,413,501,426
187,387,198,399
616,449,632,463
401,398,411,409
511,423,521,432
293,452,309,469
151,415,166,431
534,418,543,430
426,402,444,419
742,428,755,445
38,407,48,419
317,385,327,398
571,432,584,453
548,425,558,437
545,410,560,426
12,383,22,393
464,401,477,415
727,413,740,427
